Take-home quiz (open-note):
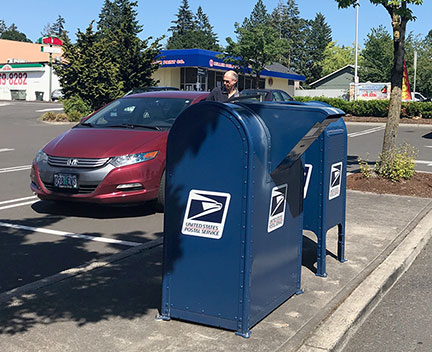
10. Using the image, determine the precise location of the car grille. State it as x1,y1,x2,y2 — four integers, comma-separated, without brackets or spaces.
44,182,99,194
48,156,110,168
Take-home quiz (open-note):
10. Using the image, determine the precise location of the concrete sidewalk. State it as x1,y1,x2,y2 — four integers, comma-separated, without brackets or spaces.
0,191,431,352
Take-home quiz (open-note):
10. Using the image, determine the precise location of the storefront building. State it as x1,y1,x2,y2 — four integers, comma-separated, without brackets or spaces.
153,49,305,95
0,63,60,101
0,39,61,101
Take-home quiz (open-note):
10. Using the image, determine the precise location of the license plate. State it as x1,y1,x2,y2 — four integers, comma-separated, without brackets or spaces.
54,173,78,189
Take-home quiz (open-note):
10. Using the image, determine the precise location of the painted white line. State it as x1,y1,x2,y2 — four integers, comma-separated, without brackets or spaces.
0,222,141,247
0,200,37,211
36,108,64,112
425,146,432,148
415,160,432,167
0,195,37,206
0,103,11,107
0,148,14,153
0,165,32,174
348,126,385,138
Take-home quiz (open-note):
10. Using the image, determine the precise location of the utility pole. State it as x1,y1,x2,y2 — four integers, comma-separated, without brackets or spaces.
354,1,359,101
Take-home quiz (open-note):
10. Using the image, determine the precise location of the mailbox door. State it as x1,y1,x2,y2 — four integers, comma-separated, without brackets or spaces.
162,105,251,330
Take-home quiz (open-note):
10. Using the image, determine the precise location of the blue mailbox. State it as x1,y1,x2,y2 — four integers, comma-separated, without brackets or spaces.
304,110,348,277
159,101,344,337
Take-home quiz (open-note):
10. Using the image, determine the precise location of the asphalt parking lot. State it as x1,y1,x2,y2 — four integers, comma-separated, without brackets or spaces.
0,100,431,297
0,101,164,293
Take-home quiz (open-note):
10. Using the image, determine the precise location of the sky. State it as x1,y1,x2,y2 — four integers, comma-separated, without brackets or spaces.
1,0,431,49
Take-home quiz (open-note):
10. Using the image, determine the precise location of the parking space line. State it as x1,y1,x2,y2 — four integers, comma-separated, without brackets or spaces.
0,200,37,211
36,108,64,112
348,126,385,138
0,165,32,174
415,160,432,167
0,148,14,153
0,222,142,247
0,196,37,206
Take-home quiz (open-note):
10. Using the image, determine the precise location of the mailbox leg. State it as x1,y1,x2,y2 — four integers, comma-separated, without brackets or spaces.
316,229,328,277
337,223,347,263
235,330,251,338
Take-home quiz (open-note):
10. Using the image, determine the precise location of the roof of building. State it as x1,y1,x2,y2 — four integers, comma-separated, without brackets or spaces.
0,39,62,64
309,65,355,87
157,49,305,81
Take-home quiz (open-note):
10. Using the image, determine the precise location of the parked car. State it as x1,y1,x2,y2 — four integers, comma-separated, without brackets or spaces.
30,91,209,208
124,86,179,96
51,89,63,101
411,92,430,102
239,89,294,102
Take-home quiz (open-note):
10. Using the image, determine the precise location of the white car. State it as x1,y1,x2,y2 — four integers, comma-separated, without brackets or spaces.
51,89,63,101
412,92,428,102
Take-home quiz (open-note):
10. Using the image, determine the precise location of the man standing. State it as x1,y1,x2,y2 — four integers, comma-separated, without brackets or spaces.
206,70,240,102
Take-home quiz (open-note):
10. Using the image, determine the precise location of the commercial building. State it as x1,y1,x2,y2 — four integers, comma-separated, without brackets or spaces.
0,39,62,102
153,49,305,95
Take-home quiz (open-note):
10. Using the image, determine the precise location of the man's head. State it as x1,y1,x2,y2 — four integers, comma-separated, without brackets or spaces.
223,70,238,92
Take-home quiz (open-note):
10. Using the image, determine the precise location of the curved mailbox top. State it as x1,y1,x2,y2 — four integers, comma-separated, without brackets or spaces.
236,101,345,179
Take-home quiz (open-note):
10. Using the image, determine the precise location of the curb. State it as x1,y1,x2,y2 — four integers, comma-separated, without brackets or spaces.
297,199,432,352
0,238,163,305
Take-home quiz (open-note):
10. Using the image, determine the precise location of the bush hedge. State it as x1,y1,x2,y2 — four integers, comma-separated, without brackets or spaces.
294,96,432,119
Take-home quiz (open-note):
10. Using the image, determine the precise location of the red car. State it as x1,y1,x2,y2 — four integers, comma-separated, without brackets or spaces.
30,91,209,208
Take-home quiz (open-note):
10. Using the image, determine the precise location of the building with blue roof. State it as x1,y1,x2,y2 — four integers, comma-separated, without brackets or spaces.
152,49,305,95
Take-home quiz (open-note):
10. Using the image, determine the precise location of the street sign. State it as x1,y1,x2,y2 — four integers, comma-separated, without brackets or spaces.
41,46,62,54
37,37,63,46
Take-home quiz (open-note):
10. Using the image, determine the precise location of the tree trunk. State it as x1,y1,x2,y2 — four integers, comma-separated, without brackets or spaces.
382,10,407,154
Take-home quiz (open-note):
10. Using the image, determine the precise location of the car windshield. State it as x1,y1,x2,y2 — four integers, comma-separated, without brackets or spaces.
82,97,192,129
240,90,267,101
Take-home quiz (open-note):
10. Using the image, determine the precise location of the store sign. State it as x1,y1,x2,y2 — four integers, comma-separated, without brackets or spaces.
1,72,28,86
155,59,185,65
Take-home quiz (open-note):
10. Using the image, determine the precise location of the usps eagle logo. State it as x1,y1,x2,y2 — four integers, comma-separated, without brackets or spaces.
268,184,288,233
329,162,343,200
181,190,231,239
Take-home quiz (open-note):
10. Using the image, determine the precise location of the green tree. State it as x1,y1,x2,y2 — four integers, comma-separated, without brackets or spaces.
41,15,66,38
360,25,393,82
0,23,31,42
222,0,288,87
0,20,6,34
166,0,196,49
336,0,423,155
407,31,432,97
271,0,307,70
321,41,356,76
194,6,220,51
54,22,123,111
97,0,161,93
304,12,333,83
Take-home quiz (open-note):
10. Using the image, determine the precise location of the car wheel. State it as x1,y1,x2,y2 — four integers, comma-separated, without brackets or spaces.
156,171,165,212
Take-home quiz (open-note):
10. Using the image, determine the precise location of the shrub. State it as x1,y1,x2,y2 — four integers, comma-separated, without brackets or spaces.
374,143,417,182
294,96,432,119
41,111,58,121
358,155,373,179
66,110,84,122
62,95,92,121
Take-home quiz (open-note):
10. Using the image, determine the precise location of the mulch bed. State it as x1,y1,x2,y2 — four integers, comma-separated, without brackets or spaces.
347,172,432,198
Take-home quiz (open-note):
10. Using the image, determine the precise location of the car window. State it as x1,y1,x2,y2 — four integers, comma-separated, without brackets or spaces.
280,91,294,101
272,91,283,101
85,98,192,128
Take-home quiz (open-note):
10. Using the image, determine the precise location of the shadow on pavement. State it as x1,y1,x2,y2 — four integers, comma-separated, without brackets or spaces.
31,200,158,219
0,244,163,335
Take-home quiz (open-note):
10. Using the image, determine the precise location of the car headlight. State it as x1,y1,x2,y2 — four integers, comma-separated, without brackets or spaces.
34,150,48,163
110,151,159,168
